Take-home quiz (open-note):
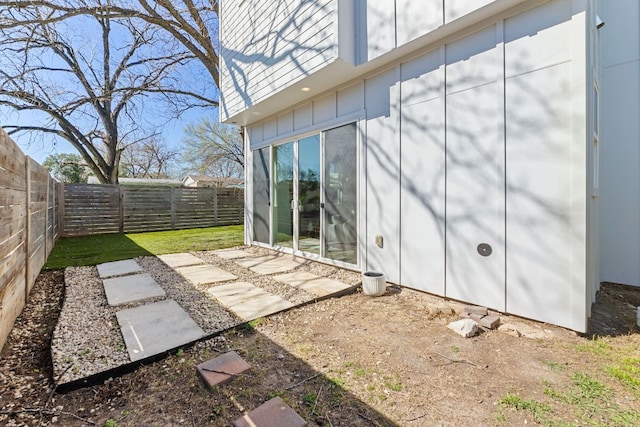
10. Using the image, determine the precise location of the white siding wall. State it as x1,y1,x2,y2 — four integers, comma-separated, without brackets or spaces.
220,0,340,121
599,1,640,287
244,0,591,331
504,0,587,329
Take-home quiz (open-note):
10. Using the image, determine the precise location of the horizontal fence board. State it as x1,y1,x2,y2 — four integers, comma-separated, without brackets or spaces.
1,129,59,349
63,184,244,236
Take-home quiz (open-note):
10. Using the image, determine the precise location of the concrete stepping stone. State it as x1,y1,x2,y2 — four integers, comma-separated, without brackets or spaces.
235,255,305,275
273,271,352,297
97,259,142,278
196,350,250,388
103,273,166,306
158,253,204,268
233,396,306,427
176,264,237,286
116,299,205,362
207,282,294,320
213,248,252,259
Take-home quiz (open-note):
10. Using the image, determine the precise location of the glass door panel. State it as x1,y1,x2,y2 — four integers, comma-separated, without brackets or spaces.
323,123,357,263
273,142,294,248
252,147,270,244
297,135,321,254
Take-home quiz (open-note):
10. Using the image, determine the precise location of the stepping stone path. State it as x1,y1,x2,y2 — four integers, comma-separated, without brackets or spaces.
196,350,251,387
116,299,205,362
213,248,252,259
273,271,352,297
103,273,165,306
233,397,306,427
176,264,238,285
158,253,204,268
97,259,142,278
207,282,294,320
234,254,306,275
72,253,354,387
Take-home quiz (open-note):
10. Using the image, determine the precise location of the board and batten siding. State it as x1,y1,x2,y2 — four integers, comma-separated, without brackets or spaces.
599,0,640,287
220,0,345,121
243,0,592,331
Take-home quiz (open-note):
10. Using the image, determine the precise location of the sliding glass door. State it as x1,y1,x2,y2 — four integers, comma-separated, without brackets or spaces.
273,142,294,248
297,135,321,254
254,122,357,265
324,123,357,264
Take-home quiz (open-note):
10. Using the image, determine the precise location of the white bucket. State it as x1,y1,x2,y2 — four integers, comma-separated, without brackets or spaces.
362,271,386,296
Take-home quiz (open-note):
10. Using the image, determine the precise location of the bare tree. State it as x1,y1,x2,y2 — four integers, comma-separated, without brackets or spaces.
181,117,243,179
2,1,220,87
0,1,216,183
120,136,179,178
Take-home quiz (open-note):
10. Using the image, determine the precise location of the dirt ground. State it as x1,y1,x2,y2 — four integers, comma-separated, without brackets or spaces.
1,271,640,426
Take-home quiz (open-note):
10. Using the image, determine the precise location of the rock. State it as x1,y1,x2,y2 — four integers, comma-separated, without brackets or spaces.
447,319,479,338
479,315,501,330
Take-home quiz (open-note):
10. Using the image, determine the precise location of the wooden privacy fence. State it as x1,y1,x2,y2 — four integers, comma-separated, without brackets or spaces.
0,129,62,349
63,184,244,236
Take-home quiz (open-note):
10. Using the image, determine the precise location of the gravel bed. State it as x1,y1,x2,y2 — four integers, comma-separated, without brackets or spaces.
51,267,128,384
51,246,363,385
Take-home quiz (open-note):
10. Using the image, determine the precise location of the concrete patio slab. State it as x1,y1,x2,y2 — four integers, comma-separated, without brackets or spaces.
233,396,306,427
103,273,166,306
176,264,237,285
196,350,251,388
213,248,253,259
157,253,204,268
116,299,205,362
273,271,352,297
207,282,294,320
234,255,306,275
97,259,142,278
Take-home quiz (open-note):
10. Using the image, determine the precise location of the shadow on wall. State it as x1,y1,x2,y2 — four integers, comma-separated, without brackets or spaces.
363,2,581,328
221,0,334,119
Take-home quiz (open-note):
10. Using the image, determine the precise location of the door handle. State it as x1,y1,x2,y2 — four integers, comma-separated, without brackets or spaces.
290,199,295,210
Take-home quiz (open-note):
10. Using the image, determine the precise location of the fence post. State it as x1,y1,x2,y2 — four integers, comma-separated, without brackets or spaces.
213,187,218,226
170,187,176,230
24,157,31,304
118,185,124,233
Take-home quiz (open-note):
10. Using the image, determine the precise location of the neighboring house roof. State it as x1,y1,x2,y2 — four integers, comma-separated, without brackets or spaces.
182,175,244,188
87,176,182,186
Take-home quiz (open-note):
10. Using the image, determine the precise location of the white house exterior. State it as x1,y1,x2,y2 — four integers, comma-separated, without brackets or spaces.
219,0,634,333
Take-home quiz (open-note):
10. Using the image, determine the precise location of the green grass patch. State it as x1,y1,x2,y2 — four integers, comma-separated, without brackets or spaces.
606,358,640,396
44,225,244,269
498,394,553,425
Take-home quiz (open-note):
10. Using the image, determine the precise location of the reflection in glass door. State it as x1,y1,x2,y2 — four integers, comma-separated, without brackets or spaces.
273,142,294,248
323,123,357,264
297,135,321,254
252,147,270,244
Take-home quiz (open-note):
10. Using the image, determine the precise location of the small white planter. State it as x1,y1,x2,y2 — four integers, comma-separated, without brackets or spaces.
362,271,386,296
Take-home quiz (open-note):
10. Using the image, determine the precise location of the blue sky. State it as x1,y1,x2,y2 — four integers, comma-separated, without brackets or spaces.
3,105,216,165
0,11,219,168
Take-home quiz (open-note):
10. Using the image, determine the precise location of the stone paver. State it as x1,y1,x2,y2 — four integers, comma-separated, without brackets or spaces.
176,264,237,286
234,255,305,275
158,253,204,268
213,248,253,259
273,271,352,297
97,259,142,278
196,350,251,387
233,396,306,427
207,282,294,320
116,299,205,362
103,273,166,306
